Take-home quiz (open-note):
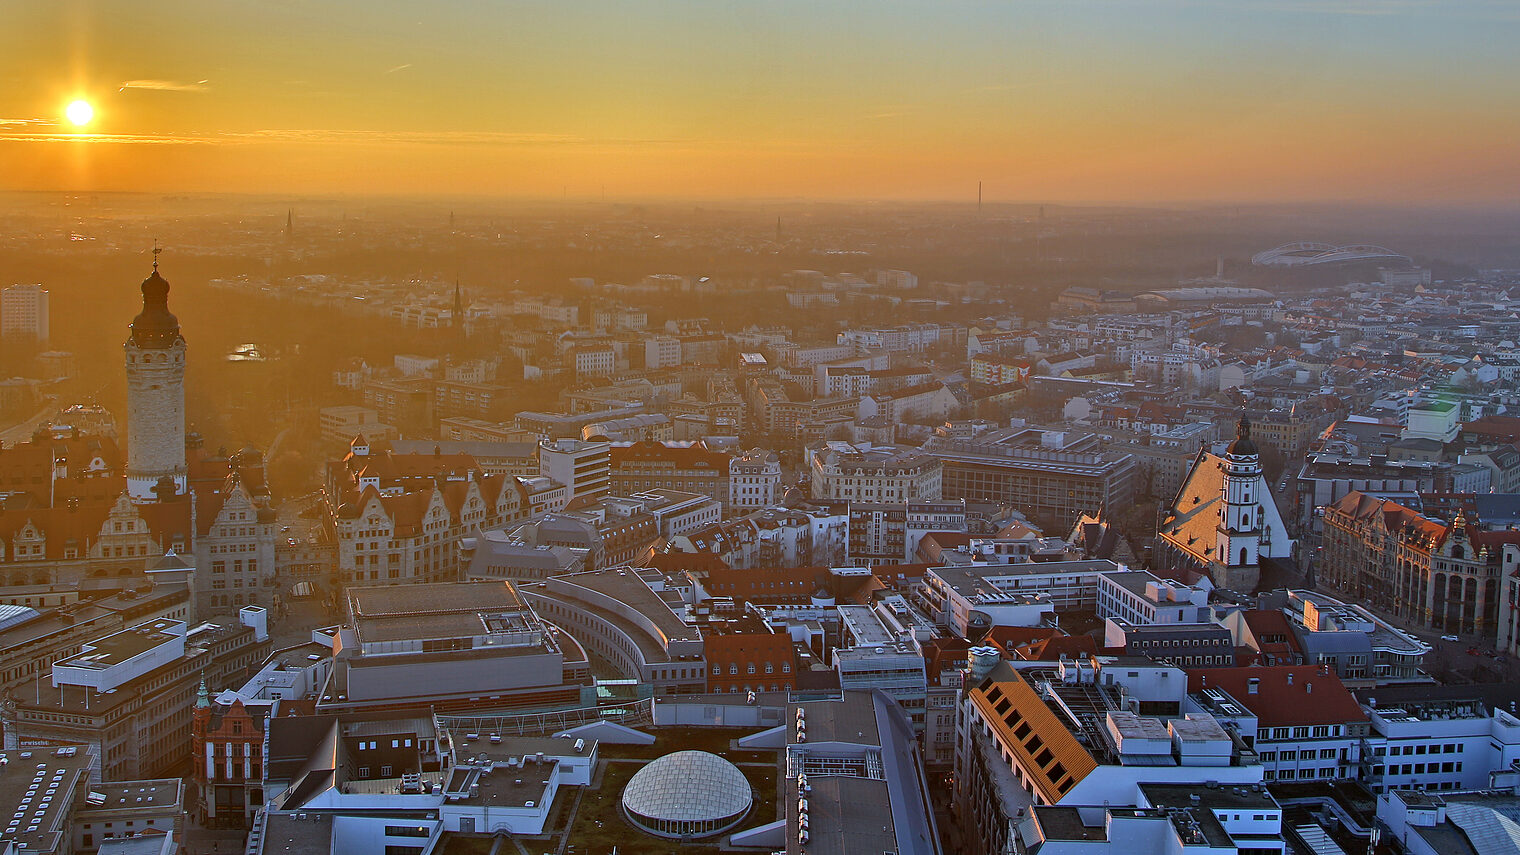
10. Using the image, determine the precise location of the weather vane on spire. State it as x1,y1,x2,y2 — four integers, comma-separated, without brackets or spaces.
152,239,162,270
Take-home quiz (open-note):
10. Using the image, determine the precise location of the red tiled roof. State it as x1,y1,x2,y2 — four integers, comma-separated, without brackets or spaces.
1240,609,1303,657
1014,635,1098,661
871,562,933,583
1462,415,1520,438
916,532,972,563
1186,666,1367,727
640,553,731,575
610,441,727,470
701,565,825,603
923,636,972,684
136,499,195,546
982,625,1060,650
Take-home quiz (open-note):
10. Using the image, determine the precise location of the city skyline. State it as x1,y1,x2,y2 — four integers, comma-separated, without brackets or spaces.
4,1,1520,203
7,6,1520,854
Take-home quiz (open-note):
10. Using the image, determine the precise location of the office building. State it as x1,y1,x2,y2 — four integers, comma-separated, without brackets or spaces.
317,581,588,716
922,427,1136,529
2,609,271,780
1,283,49,342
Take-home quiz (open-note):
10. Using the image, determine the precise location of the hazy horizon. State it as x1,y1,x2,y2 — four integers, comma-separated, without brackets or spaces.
5,1,1520,203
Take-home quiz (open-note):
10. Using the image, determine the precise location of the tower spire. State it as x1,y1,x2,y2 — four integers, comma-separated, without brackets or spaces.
125,249,188,502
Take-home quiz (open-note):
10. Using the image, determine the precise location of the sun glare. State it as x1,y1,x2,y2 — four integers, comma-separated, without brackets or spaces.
65,100,94,127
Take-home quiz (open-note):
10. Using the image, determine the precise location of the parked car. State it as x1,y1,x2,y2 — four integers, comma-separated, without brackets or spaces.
1441,634,1460,642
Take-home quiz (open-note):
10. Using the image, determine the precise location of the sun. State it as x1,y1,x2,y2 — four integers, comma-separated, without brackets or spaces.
65,100,94,127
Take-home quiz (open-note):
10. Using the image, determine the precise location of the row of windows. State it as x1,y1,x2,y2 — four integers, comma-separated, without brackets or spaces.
1261,748,1342,762
1265,725,1339,739
1378,743,1464,756
1264,767,1336,780
710,661,791,676
1379,761,1463,776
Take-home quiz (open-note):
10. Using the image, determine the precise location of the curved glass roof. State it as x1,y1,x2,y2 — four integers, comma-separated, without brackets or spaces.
621,750,752,822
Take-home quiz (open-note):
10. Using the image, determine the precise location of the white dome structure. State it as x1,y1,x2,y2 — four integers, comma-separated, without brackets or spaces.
621,750,753,838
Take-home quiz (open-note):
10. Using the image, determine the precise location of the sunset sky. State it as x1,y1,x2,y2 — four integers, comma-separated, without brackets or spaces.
3,1,1518,203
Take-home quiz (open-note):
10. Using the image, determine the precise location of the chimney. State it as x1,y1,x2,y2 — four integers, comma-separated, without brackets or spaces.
1247,678,1260,695
1286,672,1294,686
1306,682,1313,694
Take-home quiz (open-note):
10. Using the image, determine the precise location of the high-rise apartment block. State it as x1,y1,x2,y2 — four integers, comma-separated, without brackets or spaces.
1,283,49,342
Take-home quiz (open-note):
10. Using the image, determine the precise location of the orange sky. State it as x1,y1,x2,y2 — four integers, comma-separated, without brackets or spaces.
3,1,1519,203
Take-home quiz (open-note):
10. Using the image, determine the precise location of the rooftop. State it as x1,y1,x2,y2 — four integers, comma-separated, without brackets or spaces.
57,619,183,671
1141,782,1278,811
791,775,896,855
546,568,699,644
0,746,93,854
76,779,183,814
457,760,555,809
928,560,1117,600
789,695,880,747
349,581,547,647
258,813,334,855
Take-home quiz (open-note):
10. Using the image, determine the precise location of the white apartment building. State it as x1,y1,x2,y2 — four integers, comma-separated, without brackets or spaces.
394,354,440,377
728,448,781,509
1096,570,1212,626
838,323,942,353
918,560,1119,635
1187,668,1369,785
644,336,682,370
573,346,616,378
1363,697,1520,794
538,438,611,501
1403,399,1459,443
806,441,942,503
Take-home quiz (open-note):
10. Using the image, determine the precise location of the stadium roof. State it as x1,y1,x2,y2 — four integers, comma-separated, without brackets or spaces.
1252,242,1411,267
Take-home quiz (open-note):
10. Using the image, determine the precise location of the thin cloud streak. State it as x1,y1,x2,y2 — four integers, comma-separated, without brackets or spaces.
118,79,210,92
0,129,663,147
384,64,413,74
0,133,211,144
0,128,834,153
